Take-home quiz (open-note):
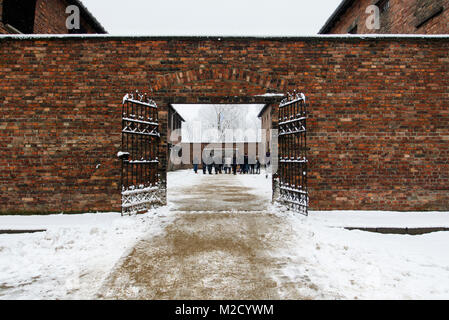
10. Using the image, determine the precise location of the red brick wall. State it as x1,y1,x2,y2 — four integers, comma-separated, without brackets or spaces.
0,36,448,213
324,0,449,34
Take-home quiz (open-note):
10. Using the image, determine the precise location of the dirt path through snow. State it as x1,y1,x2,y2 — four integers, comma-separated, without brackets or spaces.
98,172,307,299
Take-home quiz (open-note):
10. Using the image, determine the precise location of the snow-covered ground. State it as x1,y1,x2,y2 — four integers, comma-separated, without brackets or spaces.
271,209,449,299
0,207,174,299
1,169,449,299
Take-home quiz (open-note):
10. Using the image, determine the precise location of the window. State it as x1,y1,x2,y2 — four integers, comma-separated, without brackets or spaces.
2,0,37,34
348,25,358,34
376,0,390,14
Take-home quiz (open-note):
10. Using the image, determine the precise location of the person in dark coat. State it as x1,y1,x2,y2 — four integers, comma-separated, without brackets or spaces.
243,155,249,174
207,160,213,174
214,161,220,174
256,158,261,174
232,155,237,175
202,159,207,174
249,155,255,174
193,157,199,174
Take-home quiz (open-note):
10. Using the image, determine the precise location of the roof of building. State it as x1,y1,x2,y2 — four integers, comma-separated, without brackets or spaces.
319,0,354,34
257,104,270,118
71,0,107,34
169,105,186,122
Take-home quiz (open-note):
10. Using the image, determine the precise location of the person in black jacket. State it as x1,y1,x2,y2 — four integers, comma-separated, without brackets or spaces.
232,155,237,175
193,157,199,174
202,159,207,174
214,160,220,174
208,163,213,174
243,155,249,174
249,155,255,174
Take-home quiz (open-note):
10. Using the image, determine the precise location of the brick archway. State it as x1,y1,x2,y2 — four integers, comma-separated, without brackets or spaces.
151,67,287,94
126,67,288,208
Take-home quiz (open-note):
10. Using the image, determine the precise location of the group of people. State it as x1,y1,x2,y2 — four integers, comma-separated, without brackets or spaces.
193,155,261,175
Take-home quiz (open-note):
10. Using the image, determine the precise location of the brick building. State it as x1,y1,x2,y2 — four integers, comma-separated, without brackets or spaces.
180,142,265,169
258,104,272,154
320,0,448,34
0,0,106,34
167,105,185,171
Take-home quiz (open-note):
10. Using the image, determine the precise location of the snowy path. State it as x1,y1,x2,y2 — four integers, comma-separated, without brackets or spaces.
97,171,306,299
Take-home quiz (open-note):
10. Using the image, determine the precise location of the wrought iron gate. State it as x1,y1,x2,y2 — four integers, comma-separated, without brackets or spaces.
120,91,160,215
277,92,309,215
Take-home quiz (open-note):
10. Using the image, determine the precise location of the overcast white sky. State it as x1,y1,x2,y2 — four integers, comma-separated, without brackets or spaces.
82,0,342,36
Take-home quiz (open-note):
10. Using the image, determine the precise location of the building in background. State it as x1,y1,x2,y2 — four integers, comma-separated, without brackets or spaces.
181,142,265,169
319,0,448,34
0,0,106,34
168,105,185,171
257,105,272,154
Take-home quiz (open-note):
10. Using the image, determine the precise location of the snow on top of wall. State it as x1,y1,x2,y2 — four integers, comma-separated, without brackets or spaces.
0,34,449,41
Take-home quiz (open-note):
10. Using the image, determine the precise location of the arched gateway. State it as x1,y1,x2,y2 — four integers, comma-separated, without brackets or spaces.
118,91,309,216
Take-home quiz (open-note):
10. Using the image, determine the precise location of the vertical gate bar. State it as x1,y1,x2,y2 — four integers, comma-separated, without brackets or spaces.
139,103,142,187
295,101,298,189
121,100,124,216
137,104,140,188
145,104,147,187
295,101,298,207
297,101,300,206
143,104,145,187
148,105,150,187
130,101,133,189
304,99,306,203
289,102,292,188
138,103,140,188
125,101,129,191
148,135,150,186
133,102,136,189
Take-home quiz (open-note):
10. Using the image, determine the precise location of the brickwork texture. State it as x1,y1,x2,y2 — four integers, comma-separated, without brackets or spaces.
0,36,448,213
322,0,449,34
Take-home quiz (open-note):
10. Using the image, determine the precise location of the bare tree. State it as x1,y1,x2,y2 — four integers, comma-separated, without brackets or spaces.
181,105,262,143
200,105,249,142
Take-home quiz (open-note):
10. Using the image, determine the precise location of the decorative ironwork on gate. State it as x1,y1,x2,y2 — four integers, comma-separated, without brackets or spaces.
119,91,160,215
277,91,309,215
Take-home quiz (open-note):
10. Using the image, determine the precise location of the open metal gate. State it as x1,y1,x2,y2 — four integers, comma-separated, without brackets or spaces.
119,91,160,215
277,92,309,215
